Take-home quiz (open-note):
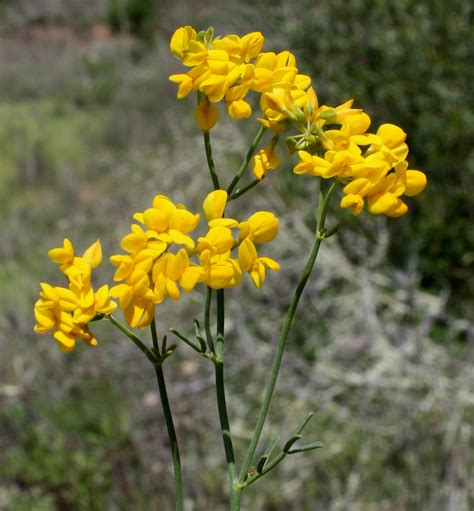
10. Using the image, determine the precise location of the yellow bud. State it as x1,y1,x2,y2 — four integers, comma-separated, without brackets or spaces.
170,26,197,59
203,190,228,222
195,100,219,131
227,99,252,119
246,211,279,244
82,239,102,268
405,170,427,197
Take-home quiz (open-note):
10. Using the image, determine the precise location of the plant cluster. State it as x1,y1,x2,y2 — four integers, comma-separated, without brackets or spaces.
33,26,427,510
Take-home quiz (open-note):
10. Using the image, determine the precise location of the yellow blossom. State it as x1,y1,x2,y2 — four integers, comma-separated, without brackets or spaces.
239,211,279,244
34,240,116,351
238,239,280,288
252,144,280,180
195,98,219,131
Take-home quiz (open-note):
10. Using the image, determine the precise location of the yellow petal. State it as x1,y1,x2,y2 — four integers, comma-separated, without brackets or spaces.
247,211,279,244
48,238,74,265
170,26,197,59
259,257,280,271
166,280,180,301
169,73,193,99
34,305,56,330
377,124,406,148
195,100,219,131
120,225,147,253
171,209,200,233
168,229,195,249
54,330,76,351
180,266,202,292
368,193,399,215
82,239,102,268
343,178,371,196
238,239,257,272
227,99,252,119
340,194,365,215
405,170,427,197
203,190,228,222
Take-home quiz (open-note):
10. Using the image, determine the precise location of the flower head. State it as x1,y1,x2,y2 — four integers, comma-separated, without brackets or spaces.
34,239,116,352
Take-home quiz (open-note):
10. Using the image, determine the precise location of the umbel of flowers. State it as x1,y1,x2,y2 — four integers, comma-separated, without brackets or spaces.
33,239,116,352
34,191,279,344
109,191,279,329
34,25,428,511
169,26,426,217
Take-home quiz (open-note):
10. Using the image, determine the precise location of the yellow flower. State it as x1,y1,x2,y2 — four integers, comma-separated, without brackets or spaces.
239,211,279,244
202,190,238,228
252,144,280,180
203,189,228,222
170,26,197,59
195,98,219,131
198,226,234,257
238,239,280,288
34,240,116,352
199,251,242,289
110,191,281,327
152,250,202,303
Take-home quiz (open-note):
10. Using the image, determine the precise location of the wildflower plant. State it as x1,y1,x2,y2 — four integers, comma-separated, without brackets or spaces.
34,26,427,510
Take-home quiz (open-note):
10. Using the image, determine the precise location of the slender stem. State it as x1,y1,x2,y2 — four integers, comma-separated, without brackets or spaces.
231,488,242,511
239,181,338,483
154,365,184,511
203,130,220,190
151,319,184,511
203,130,239,508
204,287,215,353
109,315,183,509
228,178,262,202
213,289,239,502
150,317,160,354
245,452,287,487
227,126,266,195
107,314,156,362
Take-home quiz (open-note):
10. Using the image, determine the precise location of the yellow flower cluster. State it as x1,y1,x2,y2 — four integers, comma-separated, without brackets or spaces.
169,26,311,131
110,191,280,328
169,26,426,217
251,136,280,181
291,91,427,216
34,240,117,352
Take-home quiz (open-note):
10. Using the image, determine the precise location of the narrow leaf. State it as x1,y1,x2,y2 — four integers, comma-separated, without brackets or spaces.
256,437,279,474
169,327,201,353
288,440,324,454
293,412,314,435
283,434,302,453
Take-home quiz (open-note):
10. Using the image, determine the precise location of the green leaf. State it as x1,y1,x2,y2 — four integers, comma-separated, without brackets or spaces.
256,437,279,474
287,440,324,454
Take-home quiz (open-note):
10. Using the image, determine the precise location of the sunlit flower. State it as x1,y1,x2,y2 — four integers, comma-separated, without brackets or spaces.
34,240,116,351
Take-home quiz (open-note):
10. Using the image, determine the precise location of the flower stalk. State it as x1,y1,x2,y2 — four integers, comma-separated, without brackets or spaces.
239,181,337,485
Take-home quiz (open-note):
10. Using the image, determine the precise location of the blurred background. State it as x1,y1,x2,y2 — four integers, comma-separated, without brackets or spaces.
0,0,473,509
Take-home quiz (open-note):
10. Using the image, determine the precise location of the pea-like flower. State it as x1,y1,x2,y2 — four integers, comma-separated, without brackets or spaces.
34,240,116,351
110,191,280,327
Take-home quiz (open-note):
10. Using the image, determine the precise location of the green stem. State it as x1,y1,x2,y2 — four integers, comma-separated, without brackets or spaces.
204,287,215,353
239,181,338,484
154,365,183,510
151,319,184,511
214,289,239,505
107,314,156,363
245,452,286,487
227,126,266,195
203,130,220,190
228,178,262,202
231,488,242,511
108,315,183,510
